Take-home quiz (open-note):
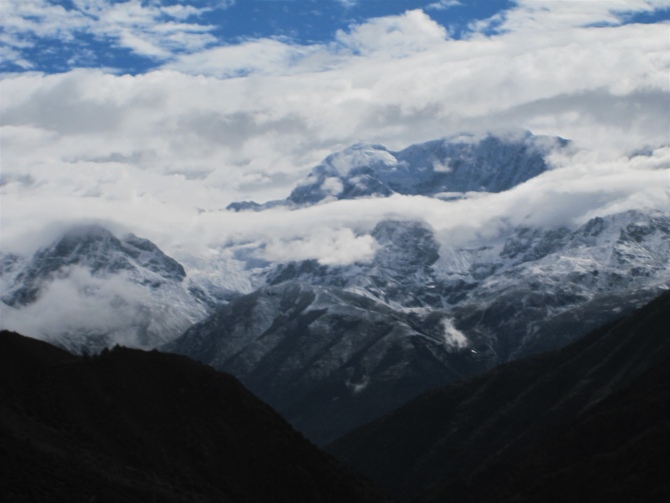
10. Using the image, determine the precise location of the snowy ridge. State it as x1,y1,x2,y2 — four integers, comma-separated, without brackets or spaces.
0,225,212,353
227,131,568,210
192,208,670,364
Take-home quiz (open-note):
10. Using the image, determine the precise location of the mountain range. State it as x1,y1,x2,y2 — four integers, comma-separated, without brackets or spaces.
1,131,668,446
167,209,669,444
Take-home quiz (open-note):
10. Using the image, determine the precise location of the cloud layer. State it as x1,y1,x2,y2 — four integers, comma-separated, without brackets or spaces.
1,2,669,267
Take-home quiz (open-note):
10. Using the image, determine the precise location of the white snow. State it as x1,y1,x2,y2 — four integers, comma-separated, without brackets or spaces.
441,317,469,350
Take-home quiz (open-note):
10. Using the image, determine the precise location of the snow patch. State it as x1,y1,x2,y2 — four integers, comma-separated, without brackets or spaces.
346,375,370,394
433,158,453,173
441,317,469,350
328,146,397,176
321,177,344,196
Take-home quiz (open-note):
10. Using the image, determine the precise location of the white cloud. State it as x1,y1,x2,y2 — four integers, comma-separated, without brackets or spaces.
0,0,220,65
1,3,669,267
322,177,345,196
426,1,462,11
500,0,670,32
0,266,204,350
263,227,378,266
89,0,216,58
335,9,449,56
165,9,449,76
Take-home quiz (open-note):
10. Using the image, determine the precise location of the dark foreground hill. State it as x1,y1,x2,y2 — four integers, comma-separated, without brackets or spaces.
327,289,670,503
0,331,393,503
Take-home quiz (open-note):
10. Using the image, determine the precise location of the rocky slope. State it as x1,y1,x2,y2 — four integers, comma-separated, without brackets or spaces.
167,207,670,443
263,210,670,357
169,209,669,444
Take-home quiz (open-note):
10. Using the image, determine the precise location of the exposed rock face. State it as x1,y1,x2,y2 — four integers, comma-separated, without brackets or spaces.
265,211,670,354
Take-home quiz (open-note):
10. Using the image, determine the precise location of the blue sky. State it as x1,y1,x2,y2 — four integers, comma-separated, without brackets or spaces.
3,0,668,74
3,1,512,74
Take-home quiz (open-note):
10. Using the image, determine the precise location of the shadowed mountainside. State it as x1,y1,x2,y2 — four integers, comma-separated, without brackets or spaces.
168,210,669,446
0,330,393,503
166,280,487,446
326,289,670,503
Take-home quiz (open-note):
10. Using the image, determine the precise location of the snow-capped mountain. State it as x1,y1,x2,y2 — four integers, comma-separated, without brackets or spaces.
444,210,670,358
2,132,667,446
167,209,670,444
228,132,568,210
0,225,213,353
263,211,670,342
266,219,443,308
3,225,188,307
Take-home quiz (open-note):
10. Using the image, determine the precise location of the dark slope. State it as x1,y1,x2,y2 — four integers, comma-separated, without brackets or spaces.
474,352,670,503
0,331,393,503
326,289,670,503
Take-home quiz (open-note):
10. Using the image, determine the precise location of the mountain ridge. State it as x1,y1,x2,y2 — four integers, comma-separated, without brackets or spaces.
166,208,669,444
0,225,214,353
228,131,568,211
326,288,670,502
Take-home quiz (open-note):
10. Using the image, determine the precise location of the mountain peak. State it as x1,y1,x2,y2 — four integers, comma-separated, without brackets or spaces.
3,225,187,308
1,225,210,353
227,131,569,211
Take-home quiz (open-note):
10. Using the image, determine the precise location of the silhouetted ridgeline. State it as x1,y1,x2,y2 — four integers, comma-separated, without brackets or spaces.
0,331,393,503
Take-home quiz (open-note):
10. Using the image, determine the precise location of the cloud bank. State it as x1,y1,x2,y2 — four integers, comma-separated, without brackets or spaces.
1,2,669,268
0,266,206,351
